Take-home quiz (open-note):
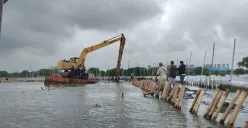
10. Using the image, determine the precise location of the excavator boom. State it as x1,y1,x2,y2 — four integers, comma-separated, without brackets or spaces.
57,33,126,79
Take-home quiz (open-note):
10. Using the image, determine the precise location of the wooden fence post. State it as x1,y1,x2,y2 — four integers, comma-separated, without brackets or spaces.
203,89,220,118
219,89,241,124
226,91,247,128
212,89,230,120
193,90,205,114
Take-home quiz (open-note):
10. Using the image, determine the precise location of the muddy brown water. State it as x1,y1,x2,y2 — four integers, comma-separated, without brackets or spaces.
0,82,247,128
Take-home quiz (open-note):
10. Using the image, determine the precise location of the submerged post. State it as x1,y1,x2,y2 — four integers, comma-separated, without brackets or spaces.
230,39,236,81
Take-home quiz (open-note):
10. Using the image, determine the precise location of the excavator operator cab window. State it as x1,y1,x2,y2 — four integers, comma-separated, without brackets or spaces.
74,58,78,63
70,58,78,63
70,58,73,63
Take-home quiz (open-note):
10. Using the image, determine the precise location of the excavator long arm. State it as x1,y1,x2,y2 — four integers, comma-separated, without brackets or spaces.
115,36,126,78
77,34,126,70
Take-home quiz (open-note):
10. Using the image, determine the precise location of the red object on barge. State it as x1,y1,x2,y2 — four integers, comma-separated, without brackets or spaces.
44,74,99,87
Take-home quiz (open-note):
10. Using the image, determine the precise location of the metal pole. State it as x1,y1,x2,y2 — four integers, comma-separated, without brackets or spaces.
128,60,129,76
144,65,145,76
151,63,154,77
230,39,236,81
200,50,207,84
187,52,192,85
209,42,215,89
30,64,32,78
134,63,135,76
176,58,178,67
108,65,109,77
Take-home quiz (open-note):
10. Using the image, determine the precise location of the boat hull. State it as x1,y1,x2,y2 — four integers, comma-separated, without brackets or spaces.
44,76,99,87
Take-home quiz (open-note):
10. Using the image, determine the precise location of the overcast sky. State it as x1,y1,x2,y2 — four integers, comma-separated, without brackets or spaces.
1,0,247,72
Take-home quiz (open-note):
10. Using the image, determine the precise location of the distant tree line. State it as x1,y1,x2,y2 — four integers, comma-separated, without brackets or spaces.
86,66,248,77
0,69,59,78
1,56,248,78
0,67,247,78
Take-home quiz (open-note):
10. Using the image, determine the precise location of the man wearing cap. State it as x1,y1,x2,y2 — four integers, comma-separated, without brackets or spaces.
154,62,167,98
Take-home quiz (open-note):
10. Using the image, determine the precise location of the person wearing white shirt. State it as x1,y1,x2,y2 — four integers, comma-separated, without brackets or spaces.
154,62,167,98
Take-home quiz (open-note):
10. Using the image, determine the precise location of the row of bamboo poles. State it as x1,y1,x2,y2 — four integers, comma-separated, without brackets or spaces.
190,88,248,128
132,78,185,109
132,78,248,128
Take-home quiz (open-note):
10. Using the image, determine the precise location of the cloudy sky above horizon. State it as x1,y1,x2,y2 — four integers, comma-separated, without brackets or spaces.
1,0,247,72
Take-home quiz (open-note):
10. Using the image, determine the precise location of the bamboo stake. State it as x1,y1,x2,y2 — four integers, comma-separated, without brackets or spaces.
203,89,220,118
178,86,185,109
175,86,182,107
161,81,170,101
167,84,177,102
193,90,205,114
189,89,201,113
242,120,248,128
171,85,180,104
219,89,241,124
207,91,223,119
226,91,247,127
212,89,230,120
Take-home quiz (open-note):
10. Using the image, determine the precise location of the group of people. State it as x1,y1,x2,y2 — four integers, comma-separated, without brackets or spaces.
155,61,186,98
66,64,88,79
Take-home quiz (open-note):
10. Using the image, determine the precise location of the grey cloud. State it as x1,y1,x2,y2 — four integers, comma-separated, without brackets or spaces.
56,0,163,31
164,0,248,49
1,0,248,72
1,0,163,56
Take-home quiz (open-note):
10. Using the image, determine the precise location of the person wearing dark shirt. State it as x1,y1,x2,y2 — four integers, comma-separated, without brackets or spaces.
81,66,86,79
70,66,75,78
81,67,86,74
177,61,186,85
169,61,177,87
75,66,81,78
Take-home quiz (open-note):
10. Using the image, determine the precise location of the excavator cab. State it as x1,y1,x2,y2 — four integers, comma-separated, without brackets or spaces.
69,57,79,63
57,57,79,70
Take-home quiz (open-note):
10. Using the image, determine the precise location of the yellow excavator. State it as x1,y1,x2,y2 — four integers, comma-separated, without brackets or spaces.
57,33,126,80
